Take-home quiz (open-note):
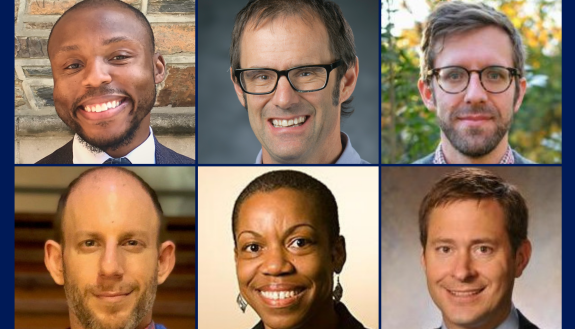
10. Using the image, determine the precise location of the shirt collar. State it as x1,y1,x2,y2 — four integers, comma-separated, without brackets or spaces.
440,305,519,329
432,143,515,164
73,126,156,164
255,131,366,164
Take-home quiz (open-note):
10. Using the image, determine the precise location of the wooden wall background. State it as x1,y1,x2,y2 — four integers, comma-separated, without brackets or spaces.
15,167,195,329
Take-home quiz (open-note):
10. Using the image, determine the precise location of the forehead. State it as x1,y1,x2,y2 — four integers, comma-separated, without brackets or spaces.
239,14,332,69
236,188,326,233
63,171,159,238
49,5,149,56
433,26,514,69
427,199,508,240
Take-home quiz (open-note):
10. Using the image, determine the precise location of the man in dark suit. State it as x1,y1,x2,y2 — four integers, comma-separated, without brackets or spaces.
37,0,194,164
419,168,540,329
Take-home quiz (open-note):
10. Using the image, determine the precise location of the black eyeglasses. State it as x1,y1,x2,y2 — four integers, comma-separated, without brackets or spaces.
234,60,342,95
427,66,521,94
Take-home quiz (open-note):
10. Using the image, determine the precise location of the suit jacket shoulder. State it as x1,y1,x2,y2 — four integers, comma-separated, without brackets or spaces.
154,138,195,164
412,152,434,164
518,309,540,329
512,149,536,164
35,139,74,164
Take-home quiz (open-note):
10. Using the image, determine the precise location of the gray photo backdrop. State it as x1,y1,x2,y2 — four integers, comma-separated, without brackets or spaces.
381,166,562,329
197,0,380,164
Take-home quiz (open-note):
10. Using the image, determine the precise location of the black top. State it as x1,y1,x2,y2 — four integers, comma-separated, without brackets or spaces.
250,302,368,329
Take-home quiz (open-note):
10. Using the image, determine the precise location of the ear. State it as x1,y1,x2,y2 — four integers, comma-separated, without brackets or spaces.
420,248,427,272
153,53,166,84
514,239,532,278
513,77,527,113
44,240,64,286
418,79,436,111
338,57,359,104
332,236,347,274
157,241,176,284
230,67,246,107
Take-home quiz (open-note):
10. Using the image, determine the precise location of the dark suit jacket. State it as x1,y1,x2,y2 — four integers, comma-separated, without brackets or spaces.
412,149,535,164
434,309,540,329
35,136,195,164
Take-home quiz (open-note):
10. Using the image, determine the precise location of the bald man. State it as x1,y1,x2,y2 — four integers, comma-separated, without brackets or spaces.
44,167,176,329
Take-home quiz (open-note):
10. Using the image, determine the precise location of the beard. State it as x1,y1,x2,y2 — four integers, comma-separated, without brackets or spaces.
63,264,158,329
438,105,512,158
58,84,156,154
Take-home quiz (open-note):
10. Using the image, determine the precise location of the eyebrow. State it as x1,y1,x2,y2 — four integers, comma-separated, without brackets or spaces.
54,36,137,55
429,237,498,245
236,223,317,241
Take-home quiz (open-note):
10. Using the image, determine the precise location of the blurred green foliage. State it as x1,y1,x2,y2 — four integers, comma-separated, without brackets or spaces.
381,0,562,163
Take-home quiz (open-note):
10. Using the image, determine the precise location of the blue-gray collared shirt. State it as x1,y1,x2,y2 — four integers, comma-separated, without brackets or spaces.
440,304,519,329
255,131,369,164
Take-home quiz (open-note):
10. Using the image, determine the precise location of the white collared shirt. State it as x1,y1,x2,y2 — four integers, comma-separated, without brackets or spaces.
72,126,156,164
441,304,519,329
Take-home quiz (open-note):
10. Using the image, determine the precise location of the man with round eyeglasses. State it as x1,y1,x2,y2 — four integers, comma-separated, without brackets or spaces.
230,0,367,164
414,1,535,164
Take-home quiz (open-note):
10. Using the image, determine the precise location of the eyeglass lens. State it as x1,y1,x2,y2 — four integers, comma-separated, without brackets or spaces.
437,66,513,93
240,67,328,93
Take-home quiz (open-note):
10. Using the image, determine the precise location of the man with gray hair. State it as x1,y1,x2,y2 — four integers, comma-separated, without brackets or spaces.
414,1,534,164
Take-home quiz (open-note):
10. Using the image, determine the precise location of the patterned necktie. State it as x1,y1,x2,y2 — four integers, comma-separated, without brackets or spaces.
102,157,132,164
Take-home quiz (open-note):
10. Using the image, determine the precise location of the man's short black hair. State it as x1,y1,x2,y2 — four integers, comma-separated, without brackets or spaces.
232,170,339,246
47,0,156,57
54,167,166,247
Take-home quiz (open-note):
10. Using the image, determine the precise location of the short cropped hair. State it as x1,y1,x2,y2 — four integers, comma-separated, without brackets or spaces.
54,167,166,247
230,0,356,118
48,0,155,57
419,168,528,253
420,1,525,97
232,170,339,246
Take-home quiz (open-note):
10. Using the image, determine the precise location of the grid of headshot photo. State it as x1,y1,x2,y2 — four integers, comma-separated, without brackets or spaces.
12,0,562,329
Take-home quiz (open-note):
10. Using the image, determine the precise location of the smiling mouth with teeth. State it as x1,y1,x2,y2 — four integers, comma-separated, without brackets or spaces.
259,290,302,301
83,99,125,113
272,116,307,128
447,288,484,297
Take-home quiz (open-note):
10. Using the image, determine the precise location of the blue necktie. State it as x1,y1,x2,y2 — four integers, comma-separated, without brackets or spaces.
102,157,132,164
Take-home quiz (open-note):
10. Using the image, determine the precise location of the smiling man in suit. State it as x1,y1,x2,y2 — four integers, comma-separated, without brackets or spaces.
37,0,194,164
419,168,539,329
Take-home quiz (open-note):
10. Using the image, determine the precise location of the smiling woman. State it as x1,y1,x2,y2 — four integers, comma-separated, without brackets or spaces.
198,167,379,329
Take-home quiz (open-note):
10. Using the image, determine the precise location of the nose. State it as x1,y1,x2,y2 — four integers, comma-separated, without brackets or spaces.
82,58,112,88
271,76,299,110
463,72,488,105
99,242,124,279
261,245,295,276
451,251,477,282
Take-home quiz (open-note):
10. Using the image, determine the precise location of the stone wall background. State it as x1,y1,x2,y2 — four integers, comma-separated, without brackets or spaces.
14,0,196,163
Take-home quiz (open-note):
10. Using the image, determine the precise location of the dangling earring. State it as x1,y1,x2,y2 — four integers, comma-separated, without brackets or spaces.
333,273,343,303
237,293,248,313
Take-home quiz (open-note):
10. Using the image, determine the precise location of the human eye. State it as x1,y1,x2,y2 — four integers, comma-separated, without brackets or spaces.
78,239,99,252
64,63,82,70
111,55,129,61
242,243,262,253
288,238,310,248
123,239,145,252
484,68,505,81
435,245,452,254
443,69,465,81
474,245,494,256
